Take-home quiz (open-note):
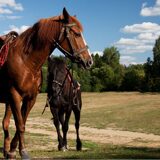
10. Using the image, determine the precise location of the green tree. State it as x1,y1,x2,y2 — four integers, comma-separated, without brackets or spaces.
144,36,160,91
153,36,160,77
102,46,120,67
121,65,145,91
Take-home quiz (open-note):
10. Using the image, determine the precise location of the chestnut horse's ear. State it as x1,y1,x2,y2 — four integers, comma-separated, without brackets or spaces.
63,7,70,23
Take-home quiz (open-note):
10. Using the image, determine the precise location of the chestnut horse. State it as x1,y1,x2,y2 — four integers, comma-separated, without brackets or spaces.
47,57,82,151
0,8,93,159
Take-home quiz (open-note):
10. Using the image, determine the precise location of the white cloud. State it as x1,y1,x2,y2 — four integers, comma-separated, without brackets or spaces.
92,51,103,56
115,22,160,55
6,15,21,19
0,0,23,15
141,0,160,16
120,56,144,66
0,8,12,14
120,56,137,66
118,44,153,55
137,32,158,43
115,1,160,65
116,38,140,46
4,25,30,34
122,22,160,33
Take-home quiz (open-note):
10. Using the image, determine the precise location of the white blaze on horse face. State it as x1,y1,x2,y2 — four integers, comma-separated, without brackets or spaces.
80,32,93,64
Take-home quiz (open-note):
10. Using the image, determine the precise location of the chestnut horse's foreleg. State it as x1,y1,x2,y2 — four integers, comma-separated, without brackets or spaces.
2,103,12,157
72,105,82,151
7,87,24,159
10,96,37,159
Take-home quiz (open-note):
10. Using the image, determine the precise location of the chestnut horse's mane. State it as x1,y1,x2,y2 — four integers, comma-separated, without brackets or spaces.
15,15,83,55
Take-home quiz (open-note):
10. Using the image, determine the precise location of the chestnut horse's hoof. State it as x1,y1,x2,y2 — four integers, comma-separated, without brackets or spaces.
20,149,30,160
6,151,16,159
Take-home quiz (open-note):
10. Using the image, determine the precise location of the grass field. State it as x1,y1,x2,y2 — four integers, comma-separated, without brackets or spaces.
0,92,160,159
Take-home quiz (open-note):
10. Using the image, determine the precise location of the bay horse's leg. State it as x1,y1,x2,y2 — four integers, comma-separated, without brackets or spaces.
2,103,12,157
72,105,82,151
62,108,72,150
50,107,63,151
10,96,37,159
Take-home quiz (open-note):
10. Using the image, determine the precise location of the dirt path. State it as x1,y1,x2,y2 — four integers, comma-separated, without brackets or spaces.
1,116,160,150
24,117,160,148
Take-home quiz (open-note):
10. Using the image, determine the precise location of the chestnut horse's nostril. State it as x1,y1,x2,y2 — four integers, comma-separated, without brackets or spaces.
87,59,93,68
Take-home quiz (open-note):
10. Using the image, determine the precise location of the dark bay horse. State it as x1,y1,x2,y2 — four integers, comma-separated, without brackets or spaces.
47,57,82,151
0,8,93,159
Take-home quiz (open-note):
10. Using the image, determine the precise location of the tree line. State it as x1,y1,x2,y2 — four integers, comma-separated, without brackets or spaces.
41,36,160,92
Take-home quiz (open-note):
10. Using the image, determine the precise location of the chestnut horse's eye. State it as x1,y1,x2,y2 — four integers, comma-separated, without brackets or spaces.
75,32,81,37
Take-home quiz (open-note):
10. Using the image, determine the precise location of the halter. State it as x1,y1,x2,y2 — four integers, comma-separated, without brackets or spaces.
42,65,80,115
51,66,80,106
52,67,70,97
54,22,89,62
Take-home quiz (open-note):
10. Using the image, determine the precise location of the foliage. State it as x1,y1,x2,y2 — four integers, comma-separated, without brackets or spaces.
121,65,145,91
144,36,160,92
40,36,160,92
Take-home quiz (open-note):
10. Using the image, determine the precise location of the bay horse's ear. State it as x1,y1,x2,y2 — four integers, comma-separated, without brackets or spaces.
48,56,51,63
63,7,70,23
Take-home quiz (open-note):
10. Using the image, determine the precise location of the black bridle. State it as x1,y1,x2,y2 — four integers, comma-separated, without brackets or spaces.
52,66,71,97
53,23,89,63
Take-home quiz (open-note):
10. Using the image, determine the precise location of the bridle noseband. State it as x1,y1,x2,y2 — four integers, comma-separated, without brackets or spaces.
54,22,89,62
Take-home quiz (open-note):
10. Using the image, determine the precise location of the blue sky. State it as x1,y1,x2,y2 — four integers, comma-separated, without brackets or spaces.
0,0,159,65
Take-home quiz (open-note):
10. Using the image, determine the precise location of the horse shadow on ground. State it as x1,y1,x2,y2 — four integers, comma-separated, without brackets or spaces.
1,146,160,159
108,146,160,159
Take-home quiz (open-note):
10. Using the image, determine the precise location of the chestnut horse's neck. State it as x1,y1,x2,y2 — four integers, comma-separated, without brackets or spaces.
16,16,62,72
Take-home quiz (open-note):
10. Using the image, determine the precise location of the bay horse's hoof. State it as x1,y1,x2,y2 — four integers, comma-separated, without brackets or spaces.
3,150,8,158
6,151,16,159
60,146,68,152
20,149,30,160
76,141,82,151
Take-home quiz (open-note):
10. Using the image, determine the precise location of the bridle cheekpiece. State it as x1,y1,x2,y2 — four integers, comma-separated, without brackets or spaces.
53,22,89,63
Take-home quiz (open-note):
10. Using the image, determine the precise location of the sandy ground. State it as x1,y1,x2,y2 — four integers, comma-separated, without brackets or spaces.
25,117,160,149
1,92,160,151
0,115,160,151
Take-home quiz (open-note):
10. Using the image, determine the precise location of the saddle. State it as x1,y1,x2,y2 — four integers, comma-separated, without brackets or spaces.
0,31,18,67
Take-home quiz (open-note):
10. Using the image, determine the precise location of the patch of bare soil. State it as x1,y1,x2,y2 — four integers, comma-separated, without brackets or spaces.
25,117,160,149
1,116,160,151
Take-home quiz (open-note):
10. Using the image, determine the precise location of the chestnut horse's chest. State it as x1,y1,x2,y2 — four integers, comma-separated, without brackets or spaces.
0,63,41,100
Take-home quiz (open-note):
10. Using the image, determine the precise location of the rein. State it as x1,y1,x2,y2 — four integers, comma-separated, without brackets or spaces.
42,64,79,115
53,66,71,97
53,22,88,62
52,65,80,104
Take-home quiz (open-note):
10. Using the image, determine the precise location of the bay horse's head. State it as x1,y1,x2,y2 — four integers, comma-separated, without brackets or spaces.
55,8,93,69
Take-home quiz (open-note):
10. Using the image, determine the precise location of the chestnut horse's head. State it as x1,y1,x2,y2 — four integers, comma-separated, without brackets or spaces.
55,8,93,69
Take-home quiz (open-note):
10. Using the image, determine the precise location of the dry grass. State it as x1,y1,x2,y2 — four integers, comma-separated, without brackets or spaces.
0,92,160,159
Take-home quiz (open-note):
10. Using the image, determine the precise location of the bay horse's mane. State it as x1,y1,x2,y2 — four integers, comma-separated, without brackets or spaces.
15,15,83,55
48,57,66,76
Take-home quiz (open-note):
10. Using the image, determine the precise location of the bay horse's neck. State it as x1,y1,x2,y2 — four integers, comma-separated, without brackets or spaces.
20,17,61,72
